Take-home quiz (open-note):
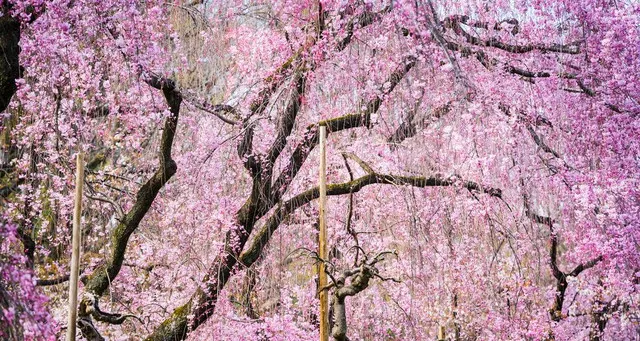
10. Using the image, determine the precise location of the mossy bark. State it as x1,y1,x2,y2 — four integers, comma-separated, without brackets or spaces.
77,77,182,339
83,86,181,297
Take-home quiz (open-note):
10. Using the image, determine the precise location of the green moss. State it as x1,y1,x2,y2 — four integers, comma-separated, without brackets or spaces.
144,301,192,341
86,152,107,170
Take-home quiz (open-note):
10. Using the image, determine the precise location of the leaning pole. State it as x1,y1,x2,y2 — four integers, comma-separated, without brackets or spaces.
66,152,84,341
318,124,329,341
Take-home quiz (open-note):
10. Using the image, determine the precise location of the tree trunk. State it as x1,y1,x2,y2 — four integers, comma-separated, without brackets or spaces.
0,10,20,113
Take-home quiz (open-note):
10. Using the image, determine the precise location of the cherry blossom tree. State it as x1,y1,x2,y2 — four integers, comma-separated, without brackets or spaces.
0,0,638,340
0,221,56,340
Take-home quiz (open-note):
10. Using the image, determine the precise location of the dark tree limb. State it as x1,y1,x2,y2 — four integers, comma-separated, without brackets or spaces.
388,102,451,146
36,267,85,286
505,65,551,78
526,126,560,158
443,38,556,81
237,117,258,174
521,183,603,322
77,317,106,341
181,91,239,125
341,152,374,174
499,105,565,169
81,74,181,297
36,274,70,286
237,52,305,175
240,172,501,270
188,60,310,333
568,256,604,278
238,268,259,319
443,15,581,54
81,293,143,325
341,154,360,265
336,5,391,51
267,71,307,164
589,299,621,341
0,9,20,113
387,109,418,145
272,56,417,200
75,74,181,340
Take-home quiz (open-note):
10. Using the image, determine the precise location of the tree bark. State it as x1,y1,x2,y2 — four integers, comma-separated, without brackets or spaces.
0,9,20,113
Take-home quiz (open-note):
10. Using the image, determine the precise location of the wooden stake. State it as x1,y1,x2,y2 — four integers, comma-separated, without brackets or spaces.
66,152,84,341
318,125,329,341
438,325,446,341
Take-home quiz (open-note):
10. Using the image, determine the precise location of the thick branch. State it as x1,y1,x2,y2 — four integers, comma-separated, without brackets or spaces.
388,103,451,146
77,317,105,341
501,105,563,161
36,274,69,286
568,256,604,278
526,126,560,158
443,15,581,54
505,65,550,78
82,75,180,297
241,172,500,268
237,118,258,173
342,154,360,265
336,5,391,51
79,293,142,326
238,52,304,174
272,56,417,199
144,177,273,341
267,71,307,164
341,152,374,174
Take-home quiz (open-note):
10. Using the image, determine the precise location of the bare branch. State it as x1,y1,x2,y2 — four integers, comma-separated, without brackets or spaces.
86,193,124,219
369,250,398,265
568,256,604,277
327,247,399,341
341,152,374,174
521,181,602,322
182,92,239,125
36,274,71,286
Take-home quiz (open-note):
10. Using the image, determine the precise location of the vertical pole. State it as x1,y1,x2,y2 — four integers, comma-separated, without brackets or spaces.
318,125,329,341
66,152,84,341
438,325,446,341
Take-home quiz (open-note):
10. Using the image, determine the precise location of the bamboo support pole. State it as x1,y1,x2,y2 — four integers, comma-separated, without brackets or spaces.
318,125,329,341
66,152,84,341
438,325,446,341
